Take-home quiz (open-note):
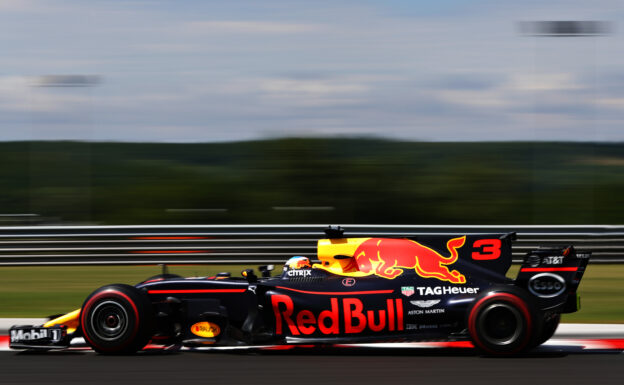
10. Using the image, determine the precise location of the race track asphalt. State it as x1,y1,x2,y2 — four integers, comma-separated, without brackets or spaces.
1,347,622,385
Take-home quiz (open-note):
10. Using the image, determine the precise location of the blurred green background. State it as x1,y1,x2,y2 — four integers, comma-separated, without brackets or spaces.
1,138,622,322
1,138,622,225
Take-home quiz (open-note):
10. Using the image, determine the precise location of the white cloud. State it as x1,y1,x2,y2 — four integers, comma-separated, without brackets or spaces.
596,97,624,109
255,77,368,107
0,0,39,12
509,73,585,92
0,76,90,113
183,20,324,34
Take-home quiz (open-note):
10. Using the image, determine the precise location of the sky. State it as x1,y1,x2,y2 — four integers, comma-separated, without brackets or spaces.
0,0,623,142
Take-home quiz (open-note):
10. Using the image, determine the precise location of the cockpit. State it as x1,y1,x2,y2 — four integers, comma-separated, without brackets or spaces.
283,238,371,277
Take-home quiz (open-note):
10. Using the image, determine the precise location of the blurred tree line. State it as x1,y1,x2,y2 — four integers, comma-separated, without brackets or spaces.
0,139,622,225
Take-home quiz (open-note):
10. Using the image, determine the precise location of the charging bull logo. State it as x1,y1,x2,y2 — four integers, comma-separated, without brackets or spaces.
353,236,466,283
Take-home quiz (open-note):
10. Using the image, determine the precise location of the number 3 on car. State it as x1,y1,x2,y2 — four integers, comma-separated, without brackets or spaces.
472,239,502,260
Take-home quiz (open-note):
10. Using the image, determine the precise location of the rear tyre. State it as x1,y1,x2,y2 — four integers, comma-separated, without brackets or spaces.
467,290,538,355
80,284,154,354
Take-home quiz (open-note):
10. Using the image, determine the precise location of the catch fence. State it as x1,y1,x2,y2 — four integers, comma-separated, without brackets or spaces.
0,225,622,266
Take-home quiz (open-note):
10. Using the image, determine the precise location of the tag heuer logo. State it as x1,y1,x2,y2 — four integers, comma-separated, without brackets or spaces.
401,286,415,297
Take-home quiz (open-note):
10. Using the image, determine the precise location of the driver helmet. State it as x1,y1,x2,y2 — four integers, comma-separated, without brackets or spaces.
284,256,311,270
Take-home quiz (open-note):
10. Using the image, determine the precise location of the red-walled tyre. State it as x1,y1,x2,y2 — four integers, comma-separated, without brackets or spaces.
467,289,539,355
80,284,154,354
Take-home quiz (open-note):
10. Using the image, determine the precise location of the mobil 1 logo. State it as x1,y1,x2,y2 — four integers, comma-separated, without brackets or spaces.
10,327,63,343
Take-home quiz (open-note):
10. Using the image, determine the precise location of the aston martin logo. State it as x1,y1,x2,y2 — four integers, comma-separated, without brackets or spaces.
410,299,441,308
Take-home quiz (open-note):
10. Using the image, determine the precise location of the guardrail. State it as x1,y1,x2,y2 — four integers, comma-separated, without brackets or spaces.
0,224,623,266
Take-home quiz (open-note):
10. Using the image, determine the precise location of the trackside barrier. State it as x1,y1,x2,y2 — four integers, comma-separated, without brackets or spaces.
0,224,622,266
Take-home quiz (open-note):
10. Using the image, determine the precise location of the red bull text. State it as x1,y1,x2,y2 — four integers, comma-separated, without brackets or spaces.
271,294,404,335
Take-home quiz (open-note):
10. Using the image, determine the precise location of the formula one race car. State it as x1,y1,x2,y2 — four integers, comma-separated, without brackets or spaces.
10,227,590,355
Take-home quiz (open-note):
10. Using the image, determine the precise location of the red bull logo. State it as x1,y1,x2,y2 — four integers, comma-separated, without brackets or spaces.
271,294,404,335
353,236,466,283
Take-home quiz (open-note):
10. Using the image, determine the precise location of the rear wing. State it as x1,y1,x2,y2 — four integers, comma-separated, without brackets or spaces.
515,246,591,312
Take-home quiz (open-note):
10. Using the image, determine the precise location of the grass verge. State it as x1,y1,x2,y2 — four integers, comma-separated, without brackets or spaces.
0,265,253,318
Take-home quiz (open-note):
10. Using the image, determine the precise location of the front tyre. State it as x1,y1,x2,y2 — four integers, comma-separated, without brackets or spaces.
468,291,537,355
80,284,154,354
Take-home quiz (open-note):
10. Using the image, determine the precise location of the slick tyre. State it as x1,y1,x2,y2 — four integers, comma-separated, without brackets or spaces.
80,284,154,354
467,289,539,355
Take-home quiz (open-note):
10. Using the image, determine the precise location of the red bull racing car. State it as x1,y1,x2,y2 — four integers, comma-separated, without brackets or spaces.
10,226,590,355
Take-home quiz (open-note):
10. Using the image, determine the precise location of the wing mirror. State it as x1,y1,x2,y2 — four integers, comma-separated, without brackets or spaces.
258,265,275,278
241,268,257,283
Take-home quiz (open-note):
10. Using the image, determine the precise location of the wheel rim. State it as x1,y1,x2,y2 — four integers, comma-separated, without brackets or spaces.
89,300,129,341
477,303,523,346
